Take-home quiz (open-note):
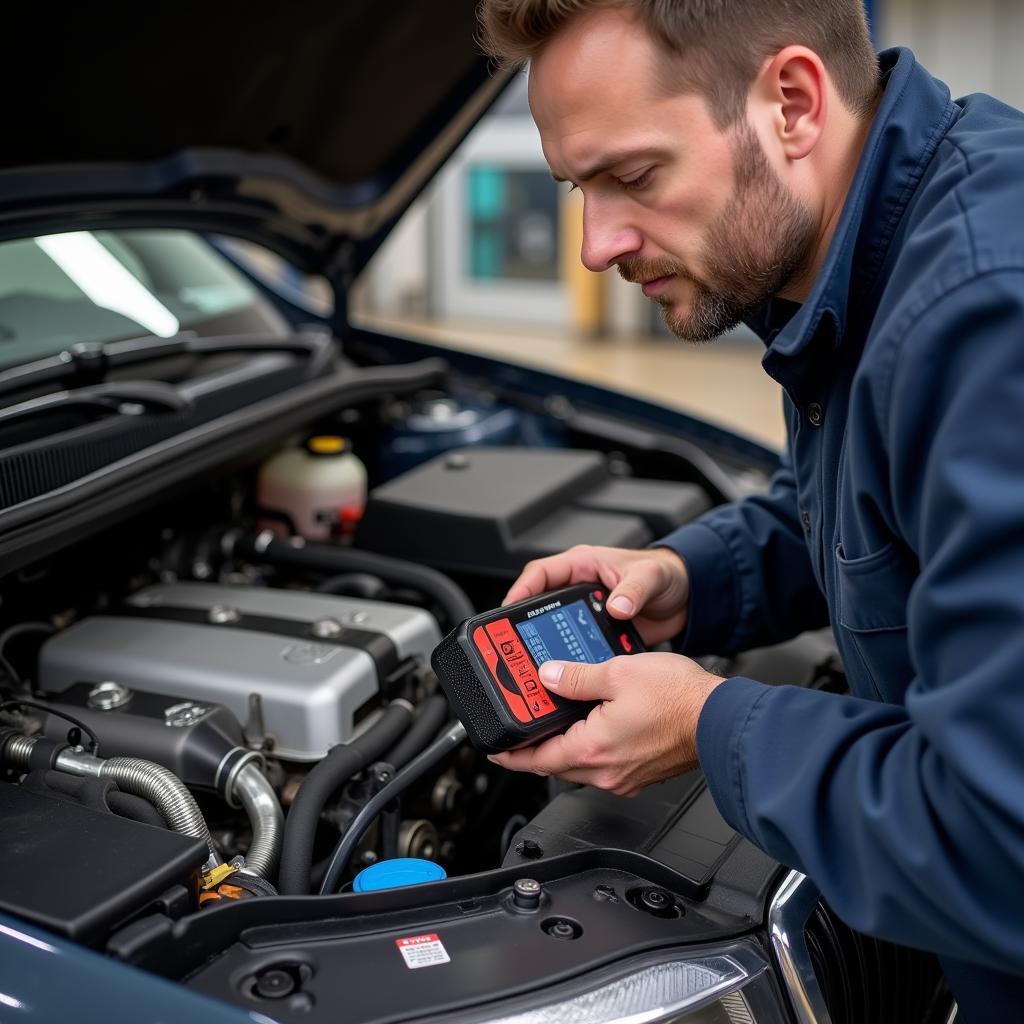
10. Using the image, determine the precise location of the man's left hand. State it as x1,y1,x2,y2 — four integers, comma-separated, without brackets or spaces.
488,653,726,796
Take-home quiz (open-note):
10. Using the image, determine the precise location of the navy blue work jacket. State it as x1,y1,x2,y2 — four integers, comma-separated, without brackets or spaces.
660,48,1024,1020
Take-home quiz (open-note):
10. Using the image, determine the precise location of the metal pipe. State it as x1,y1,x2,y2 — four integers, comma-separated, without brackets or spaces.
3,736,222,873
230,761,283,880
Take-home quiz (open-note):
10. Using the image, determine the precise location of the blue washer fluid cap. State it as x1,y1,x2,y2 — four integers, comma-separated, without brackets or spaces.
353,858,447,893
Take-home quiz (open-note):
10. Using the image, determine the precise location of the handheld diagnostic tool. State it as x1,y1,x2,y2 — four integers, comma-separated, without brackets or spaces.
431,583,645,753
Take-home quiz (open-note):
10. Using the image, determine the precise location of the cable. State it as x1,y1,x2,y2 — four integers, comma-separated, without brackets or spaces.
382,693,450,770
0,699,100,754
277,701,415,895
0,622,55,689
319,722,467,895
227,532,475,630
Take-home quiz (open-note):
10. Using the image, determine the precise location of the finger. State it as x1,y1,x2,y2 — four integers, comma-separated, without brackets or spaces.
488,728,584,777
503,557,561,606
541,659,614,702
607,558,672,619
504,546,608,606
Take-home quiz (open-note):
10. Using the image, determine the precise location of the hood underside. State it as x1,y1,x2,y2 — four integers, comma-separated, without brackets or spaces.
1,2,510,281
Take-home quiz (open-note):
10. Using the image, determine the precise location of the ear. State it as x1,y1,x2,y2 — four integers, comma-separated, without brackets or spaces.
753,46,827,161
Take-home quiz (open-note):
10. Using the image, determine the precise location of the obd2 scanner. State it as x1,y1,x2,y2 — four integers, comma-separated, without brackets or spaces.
431,583,645,753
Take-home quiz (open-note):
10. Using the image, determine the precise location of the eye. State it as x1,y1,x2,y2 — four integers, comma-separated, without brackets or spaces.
620,168,653,192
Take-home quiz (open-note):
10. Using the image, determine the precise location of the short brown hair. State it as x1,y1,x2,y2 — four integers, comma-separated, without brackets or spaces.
479,0,879,126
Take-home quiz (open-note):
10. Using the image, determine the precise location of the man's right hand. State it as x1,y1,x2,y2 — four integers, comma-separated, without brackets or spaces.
503,545,690,647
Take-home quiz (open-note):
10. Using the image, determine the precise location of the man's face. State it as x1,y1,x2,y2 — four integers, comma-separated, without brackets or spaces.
529,8,817,342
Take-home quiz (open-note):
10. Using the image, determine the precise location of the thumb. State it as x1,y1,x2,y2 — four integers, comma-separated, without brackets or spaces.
606,558,669,619
540,659,612,702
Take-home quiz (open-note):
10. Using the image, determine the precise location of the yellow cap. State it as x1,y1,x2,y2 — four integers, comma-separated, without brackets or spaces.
307,435,346,455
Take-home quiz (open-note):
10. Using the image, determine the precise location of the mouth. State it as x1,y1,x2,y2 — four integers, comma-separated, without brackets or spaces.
640,274,675,298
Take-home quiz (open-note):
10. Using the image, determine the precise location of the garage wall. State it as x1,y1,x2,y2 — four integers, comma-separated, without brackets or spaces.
879,0,1024,109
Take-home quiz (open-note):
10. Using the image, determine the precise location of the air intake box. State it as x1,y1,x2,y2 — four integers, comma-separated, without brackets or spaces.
355,447,709,577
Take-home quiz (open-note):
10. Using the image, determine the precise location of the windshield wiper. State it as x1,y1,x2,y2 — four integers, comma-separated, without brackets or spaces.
0,381,191,428
0,328,335,400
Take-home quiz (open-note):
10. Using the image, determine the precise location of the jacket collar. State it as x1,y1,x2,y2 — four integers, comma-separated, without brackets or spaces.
753,48,959,399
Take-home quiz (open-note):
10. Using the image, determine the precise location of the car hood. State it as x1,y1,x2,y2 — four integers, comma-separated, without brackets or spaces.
1,2,509,292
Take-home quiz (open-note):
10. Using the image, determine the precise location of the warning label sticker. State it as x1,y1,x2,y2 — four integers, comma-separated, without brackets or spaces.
395,933,450,970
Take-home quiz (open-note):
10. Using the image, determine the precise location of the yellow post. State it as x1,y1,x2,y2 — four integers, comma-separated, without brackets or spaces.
561,188,606,338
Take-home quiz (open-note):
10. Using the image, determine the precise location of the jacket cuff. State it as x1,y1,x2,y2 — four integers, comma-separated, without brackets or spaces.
695,675,771,837
652,521,740,656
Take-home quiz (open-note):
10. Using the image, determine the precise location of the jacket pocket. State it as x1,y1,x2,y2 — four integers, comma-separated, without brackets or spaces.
834,542,915,702
835,541,913,632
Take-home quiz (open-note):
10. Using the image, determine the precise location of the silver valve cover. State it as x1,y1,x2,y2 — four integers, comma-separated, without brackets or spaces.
38,582,441,762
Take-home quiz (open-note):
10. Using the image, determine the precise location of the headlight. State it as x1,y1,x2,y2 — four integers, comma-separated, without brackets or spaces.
451,941,788,1024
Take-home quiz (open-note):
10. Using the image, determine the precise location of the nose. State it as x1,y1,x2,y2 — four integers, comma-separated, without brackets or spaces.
580,196,642,273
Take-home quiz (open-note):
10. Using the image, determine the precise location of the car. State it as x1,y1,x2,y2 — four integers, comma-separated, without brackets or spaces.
0,5,955,1023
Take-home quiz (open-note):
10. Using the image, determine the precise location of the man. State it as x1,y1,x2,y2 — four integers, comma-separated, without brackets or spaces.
478,1,1024,1019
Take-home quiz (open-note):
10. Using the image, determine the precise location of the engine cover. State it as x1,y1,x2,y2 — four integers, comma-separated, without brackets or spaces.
38,582,441,761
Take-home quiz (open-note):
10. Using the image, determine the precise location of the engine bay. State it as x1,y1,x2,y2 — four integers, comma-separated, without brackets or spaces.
1,370,934,1024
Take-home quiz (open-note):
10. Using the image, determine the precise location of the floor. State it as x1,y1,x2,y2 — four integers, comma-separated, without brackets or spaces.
357,314,787,451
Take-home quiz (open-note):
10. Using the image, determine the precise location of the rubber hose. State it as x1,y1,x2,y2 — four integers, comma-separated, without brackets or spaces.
278,701,415,895
229,533,474,629
383,693,450,770
36,768,166,829
319,722,467,895
315,572,388,599
106,790,167,828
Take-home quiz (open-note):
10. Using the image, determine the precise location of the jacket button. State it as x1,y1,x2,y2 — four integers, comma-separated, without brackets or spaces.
801,509,811,533
807,402,824,426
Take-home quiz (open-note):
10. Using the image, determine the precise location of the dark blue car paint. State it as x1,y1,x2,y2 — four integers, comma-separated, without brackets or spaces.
0,913,258,1023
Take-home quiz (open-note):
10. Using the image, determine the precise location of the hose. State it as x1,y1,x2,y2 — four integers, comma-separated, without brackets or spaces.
319,722,467,895
34,769,166,829
227,531,475,629
278,700,415,895
231,761,284,880
2,736,222,872
383,693,450,770
92,756,221,872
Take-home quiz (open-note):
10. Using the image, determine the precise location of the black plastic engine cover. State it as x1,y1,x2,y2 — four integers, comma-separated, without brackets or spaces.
356,447,708,578
0,782,206,945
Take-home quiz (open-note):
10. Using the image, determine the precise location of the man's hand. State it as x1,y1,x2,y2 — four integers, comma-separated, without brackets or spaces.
488,652,725,796
503,544,690,647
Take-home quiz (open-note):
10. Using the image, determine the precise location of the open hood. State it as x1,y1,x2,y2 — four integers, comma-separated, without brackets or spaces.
0,2,510,291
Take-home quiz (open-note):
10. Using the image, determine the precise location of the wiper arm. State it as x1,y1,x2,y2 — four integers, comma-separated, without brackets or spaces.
0,381,190,428
0,328,334,400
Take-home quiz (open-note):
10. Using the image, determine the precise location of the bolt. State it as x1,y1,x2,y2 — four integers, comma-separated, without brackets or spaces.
512,878,542,911
312,617,343,639
164,702,210,728
445,453,469,470
87,681,133,711
209,605,240,625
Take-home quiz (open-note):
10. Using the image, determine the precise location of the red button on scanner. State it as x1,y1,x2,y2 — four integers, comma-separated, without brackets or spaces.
619,633,633,654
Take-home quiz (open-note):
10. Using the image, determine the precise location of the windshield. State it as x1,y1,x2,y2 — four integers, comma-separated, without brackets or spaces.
0,229,290,370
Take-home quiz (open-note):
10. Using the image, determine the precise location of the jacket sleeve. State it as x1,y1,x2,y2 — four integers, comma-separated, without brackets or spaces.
696,270,1024,971
654,445,830,656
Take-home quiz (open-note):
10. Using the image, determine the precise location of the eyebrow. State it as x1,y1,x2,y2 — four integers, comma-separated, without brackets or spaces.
551,148,665,185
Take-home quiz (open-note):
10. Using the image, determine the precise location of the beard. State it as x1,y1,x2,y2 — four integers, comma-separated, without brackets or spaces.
617,122,817,343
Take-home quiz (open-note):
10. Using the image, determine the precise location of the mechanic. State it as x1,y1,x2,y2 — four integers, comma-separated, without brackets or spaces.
478,1,1024,1019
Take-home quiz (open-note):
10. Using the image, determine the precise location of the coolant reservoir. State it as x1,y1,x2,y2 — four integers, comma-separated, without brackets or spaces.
257,436,367,541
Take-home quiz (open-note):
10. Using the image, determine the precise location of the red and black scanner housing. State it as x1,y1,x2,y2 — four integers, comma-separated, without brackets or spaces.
431,583,645,753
